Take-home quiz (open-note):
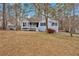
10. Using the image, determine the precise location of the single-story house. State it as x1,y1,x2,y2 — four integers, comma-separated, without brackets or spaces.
7,22,16,30
21,17,59,32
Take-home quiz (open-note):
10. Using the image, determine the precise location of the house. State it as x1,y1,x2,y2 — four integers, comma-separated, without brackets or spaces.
7,17,17,30
21,16,59,32
7,22,16,30
38,18,58,32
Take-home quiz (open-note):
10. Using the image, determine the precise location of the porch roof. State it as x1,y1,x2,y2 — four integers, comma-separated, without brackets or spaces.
27,17,41,23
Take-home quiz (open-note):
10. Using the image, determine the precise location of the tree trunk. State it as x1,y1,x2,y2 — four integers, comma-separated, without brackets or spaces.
15,4,19,31
44,3,48,32
3,3,6,30
70,28,73,37
70,4,75,37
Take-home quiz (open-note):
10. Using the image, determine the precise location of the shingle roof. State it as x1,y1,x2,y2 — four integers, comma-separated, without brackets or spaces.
27,16,42,22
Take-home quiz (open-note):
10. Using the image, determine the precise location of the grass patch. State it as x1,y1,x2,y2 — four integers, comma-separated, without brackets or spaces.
0,31,79,56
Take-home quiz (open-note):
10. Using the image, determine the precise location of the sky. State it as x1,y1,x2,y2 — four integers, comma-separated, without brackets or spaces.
0,0,79,3
0,3,79,16
0,0,56,3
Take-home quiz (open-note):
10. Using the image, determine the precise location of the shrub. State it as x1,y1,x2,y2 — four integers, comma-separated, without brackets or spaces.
47,28,56,33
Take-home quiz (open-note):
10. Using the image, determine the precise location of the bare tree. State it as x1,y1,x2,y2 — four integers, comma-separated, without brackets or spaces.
3,3,6,30
13,3,21,30
44,3,49,32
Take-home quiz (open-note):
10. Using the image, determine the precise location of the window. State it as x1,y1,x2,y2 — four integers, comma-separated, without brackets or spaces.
51,22,57,26
52,23,54,26
40,23,46,26
54,23,57,26
23,22,26,26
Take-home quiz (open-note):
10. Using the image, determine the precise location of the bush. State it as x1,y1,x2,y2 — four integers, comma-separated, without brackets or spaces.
47,28,56,33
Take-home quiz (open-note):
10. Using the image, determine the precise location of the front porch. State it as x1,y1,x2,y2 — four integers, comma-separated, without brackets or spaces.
21,22,39,31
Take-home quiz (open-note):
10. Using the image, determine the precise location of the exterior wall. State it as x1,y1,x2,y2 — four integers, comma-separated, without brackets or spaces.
75,27,79,33
48,19,58,32
38,20,46,32
38,18,59,32
21,20,30,30
21,20,38,31
7,22,16,30
0,22,2,27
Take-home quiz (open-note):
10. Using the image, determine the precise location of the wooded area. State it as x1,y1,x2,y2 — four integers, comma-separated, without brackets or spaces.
0,3,79,37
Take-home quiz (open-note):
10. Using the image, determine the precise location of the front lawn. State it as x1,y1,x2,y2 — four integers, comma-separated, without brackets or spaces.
0,31,79,55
